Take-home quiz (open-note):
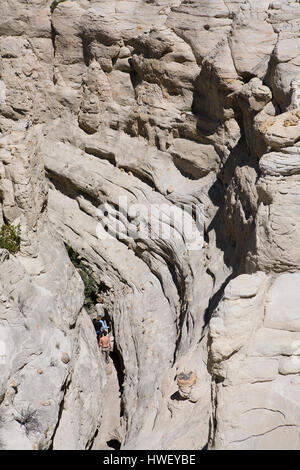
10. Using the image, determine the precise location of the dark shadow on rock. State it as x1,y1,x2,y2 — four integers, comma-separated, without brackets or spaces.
202,272,235,332
106,439,121,450
170,391,186,402
110,349,125,418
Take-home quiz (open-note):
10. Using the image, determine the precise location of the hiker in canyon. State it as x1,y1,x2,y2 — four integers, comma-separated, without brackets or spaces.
99,331,112,364
92,317,102,341
92,315,108,341
95,297,105,317
99,316,109,334
92,297,109,339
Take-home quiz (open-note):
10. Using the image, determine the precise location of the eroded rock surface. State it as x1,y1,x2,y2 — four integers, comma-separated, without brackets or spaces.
0,0,300,450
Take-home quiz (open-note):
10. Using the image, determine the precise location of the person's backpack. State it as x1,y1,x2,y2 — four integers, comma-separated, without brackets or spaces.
92,319,102,333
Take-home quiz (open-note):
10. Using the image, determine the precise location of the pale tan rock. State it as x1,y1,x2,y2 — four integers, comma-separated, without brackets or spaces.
61,352,70,364
210,273,269,364
229,7,277,79
259,109,300,149
169,138,219,177
1,0,300,453
177,371,197,399
265,273,300,332
210,273,300,449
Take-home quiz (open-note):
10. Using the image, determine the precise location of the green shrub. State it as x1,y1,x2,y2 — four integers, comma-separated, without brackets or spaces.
65,244,99,313
0,224,21,254
50,0,67,14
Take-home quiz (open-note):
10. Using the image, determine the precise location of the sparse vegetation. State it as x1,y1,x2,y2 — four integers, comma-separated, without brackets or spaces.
14,405,41,437
0,224,21,254
50,0,67,14
65,244,99,313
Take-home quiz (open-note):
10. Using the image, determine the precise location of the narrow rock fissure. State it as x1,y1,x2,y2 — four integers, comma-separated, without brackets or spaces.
91,355,122,450
48,377,71,450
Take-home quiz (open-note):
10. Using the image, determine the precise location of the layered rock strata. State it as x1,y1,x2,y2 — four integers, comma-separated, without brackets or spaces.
0,0,299,450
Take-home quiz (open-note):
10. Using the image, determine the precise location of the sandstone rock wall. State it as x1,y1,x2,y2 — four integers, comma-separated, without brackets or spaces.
0,0,299,450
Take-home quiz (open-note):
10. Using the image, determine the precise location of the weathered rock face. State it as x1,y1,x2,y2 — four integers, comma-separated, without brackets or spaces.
0,0,300,450
209,272,300,449
0,128,106,450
